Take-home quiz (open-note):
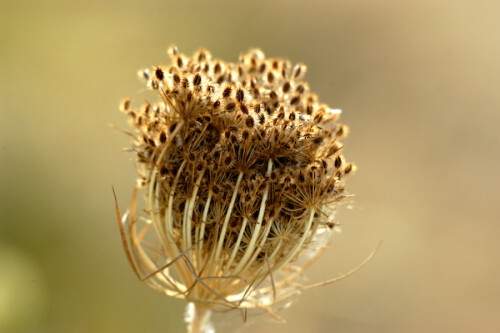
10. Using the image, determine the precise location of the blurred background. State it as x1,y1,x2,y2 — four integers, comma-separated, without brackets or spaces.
1,0,499,332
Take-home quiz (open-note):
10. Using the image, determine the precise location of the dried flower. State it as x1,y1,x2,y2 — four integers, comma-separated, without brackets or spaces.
115,46,358,331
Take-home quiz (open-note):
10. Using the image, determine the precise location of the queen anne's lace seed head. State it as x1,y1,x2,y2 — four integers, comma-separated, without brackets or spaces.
118,46,355,314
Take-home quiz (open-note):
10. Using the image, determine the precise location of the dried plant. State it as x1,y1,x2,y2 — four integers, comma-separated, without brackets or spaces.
114,46,371,333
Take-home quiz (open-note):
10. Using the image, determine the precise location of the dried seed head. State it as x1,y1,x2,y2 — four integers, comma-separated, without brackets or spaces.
117,46,354,314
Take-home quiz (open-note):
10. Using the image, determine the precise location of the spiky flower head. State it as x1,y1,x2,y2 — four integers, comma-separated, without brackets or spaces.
117,46,354,317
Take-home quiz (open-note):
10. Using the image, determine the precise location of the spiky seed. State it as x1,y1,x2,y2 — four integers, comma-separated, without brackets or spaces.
193,73,202,86
344,163,353,174
245,116,254,128
120,98,131,112
290,95,300,105
236,89,244,102
155,68,165,81
214,62,221,74
159,131,167,143
283,81,291,93
223,87,232,98
335,155,342,168
267,71,274,83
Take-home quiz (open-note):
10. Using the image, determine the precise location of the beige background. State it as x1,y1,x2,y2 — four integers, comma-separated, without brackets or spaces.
1,0,499,332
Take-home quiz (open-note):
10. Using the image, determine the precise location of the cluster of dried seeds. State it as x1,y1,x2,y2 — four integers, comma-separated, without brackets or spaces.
118,46,354,312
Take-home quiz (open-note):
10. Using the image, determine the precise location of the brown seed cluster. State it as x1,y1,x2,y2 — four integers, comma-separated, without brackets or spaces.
119,46,354,312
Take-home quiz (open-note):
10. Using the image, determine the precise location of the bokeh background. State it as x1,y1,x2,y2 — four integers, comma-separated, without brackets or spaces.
1,0,499,332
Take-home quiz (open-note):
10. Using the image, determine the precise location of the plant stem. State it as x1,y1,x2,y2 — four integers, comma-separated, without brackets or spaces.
186,302,212,333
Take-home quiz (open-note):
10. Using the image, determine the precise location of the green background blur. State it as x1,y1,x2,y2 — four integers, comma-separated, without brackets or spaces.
1,0,499,332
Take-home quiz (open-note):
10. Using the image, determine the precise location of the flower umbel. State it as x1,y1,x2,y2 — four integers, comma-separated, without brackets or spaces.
116,46,356,326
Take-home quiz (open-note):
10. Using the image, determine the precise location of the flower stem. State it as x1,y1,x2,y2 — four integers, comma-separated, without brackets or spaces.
186,302,212,333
